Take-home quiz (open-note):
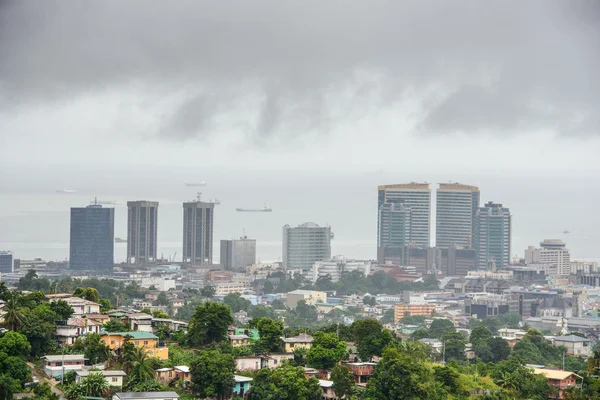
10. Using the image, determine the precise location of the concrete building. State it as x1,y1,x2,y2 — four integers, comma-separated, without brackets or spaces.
394,304,436,321
43,354,87,377
127,201,158,264
571,260,598,274
76,370,126,389
311,256,371,283
182,199,215,264
378,183,431,247
286,289,327,309
282,223,332,273
0,251,13,274
532,369,581,400
220,237,256,271
377,201,411,256
435,183,480,249
69,203,114,271
282,333,313,352
551,335,591,357
525,240,571,276
473,201,511,270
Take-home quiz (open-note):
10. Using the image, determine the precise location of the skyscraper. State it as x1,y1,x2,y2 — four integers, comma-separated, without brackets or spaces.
436,183,480,248
220,237,256,271
127,201,158,264
182,200,214,265
378,201,411,249
473,201,511,270
0,251,13,274
283,222,332,273
525,240,571,276
70,204,114,271
378,183,431,247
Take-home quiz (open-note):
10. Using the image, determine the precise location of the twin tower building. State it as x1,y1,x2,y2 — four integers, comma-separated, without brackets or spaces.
378,183,511,272
69,199,215,271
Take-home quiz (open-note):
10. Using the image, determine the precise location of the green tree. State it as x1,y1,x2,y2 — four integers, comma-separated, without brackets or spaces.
271,299,287,310
78,372,109,397
0,331,31,357
187,302,234,346
487,337,511,363
295,300,318,322
441,331,466,362
190,350,236,400
73,333,110,364
429,318,455,338
200,285,216,299
73,287,99,302
248,364,322,400
363,296,377,306
102,320,129,332
331,365,355,399
263,280,275,294
1,292,24,331
33,382,60,400
18,304,57,358
124,347,155,388
307,331,346,370
224,293,252,313
252,317,284,354
152,309,169,319
352,319,394,361
365,346,432,400
0,374,21,400
155,292,169,306
49,300,74,321
98,298,111,314
410,328,430,340
470,325,493,345
433,365,460,395
249,305,277,320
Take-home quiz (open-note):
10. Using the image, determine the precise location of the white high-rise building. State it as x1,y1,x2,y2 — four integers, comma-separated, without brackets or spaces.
435,183,480,249
283,223,332,274
311,256,371,283
525,240,571,276
378,183,431,247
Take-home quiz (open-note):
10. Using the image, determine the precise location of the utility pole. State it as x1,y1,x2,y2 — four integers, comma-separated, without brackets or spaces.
562,351,565,370
442,340,446,364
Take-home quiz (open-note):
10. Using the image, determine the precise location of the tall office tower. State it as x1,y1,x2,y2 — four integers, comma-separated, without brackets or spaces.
127,201,159,264
536,239,571,276
436,183,480,248
220,236,257,271
378,201,411,253
70,204,114,271
473,201,511,270
283,222,332,273
182,200,215,265
378,183,431,247
0,251,13,274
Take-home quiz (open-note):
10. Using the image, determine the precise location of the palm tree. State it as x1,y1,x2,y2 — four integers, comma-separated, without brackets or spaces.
80,372,109,397
124,347,154,388
2,292,24,331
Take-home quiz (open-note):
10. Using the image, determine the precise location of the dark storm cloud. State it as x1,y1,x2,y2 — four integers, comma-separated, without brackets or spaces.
0,0,599,139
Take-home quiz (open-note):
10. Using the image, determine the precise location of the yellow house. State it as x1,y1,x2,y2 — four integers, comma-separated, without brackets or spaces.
229,334,250,348
281,333,313,353
100,331,169,360
286,290,327,309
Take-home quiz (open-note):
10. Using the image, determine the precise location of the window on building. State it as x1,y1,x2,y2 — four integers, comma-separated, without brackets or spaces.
112,377,118,382
144,340,149,345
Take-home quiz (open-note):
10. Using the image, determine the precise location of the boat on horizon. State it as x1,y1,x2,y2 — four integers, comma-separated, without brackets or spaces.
236,205,272,212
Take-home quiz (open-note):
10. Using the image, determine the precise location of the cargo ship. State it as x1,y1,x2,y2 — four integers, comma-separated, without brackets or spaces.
236,205,272,212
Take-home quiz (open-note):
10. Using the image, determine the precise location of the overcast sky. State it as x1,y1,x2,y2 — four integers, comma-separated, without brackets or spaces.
1,0,599,174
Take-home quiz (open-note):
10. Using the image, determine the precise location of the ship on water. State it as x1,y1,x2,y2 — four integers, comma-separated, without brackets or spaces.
236,205,272,212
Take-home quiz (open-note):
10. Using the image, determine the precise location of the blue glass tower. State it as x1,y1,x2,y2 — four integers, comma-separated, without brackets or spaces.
69,204,114,271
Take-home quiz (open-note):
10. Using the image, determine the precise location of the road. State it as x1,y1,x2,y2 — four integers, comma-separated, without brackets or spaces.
27,362,67,400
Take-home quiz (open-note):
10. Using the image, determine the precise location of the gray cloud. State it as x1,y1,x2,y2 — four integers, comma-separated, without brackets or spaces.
0,0,599,140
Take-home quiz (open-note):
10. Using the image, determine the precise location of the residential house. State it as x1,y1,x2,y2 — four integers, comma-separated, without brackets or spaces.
151,318,189,332
304,367,319,379
319,380,338,400
125,313,153,332
43,354,87,377
281,333,313,353
155,366,191,385
100,332,168,360
263,353,294,368
82,313,110,325
76,370,126,389
112,392,179,400
551,335,591,357
51,297,100,317
235,354,295,371
229,334,250,347
418,338,443,355
234,328,259,341
343,362,376,385
532,368,581,399
56,318,101,345
169,299,184,309
233,375,253,398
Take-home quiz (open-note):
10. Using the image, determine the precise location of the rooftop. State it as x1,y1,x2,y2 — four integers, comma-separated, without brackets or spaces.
552,335,590,343
281,333,313,343
532,368,581,381
234,375,253,383
44,354,87,362
101,331,158,340
66,318,101,327
76,370,126,377
229,335,250,340
114,392,179,400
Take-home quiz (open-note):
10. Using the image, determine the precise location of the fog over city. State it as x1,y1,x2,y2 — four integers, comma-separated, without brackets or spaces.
1,0,599,262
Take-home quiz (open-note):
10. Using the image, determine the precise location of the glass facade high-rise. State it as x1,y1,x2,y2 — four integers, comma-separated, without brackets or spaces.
436,183,480,248
378,183,431,247
378,202,411,249
473,201,511,270
283,222,332,274
0,251,13,274
69,204,114,271
182,200,214,265
127,200,159,264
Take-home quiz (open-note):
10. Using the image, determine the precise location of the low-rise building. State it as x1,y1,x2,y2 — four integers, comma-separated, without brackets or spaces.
233,375,253,398
286,290,327,309
56,318,101,345
155,366,191,385
215,282,249,296
319,380,337,400
282,333,313,353
100,331,168,360
532,368,581,399
82,313,110,325
418,338,443,354
50,297,100,317
343,362,376,384
43,354,87,377
112,392,179,400
125,313,154,332
229,334,250,347
551,335,591,357
76,370,126,389
394,304,436,321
